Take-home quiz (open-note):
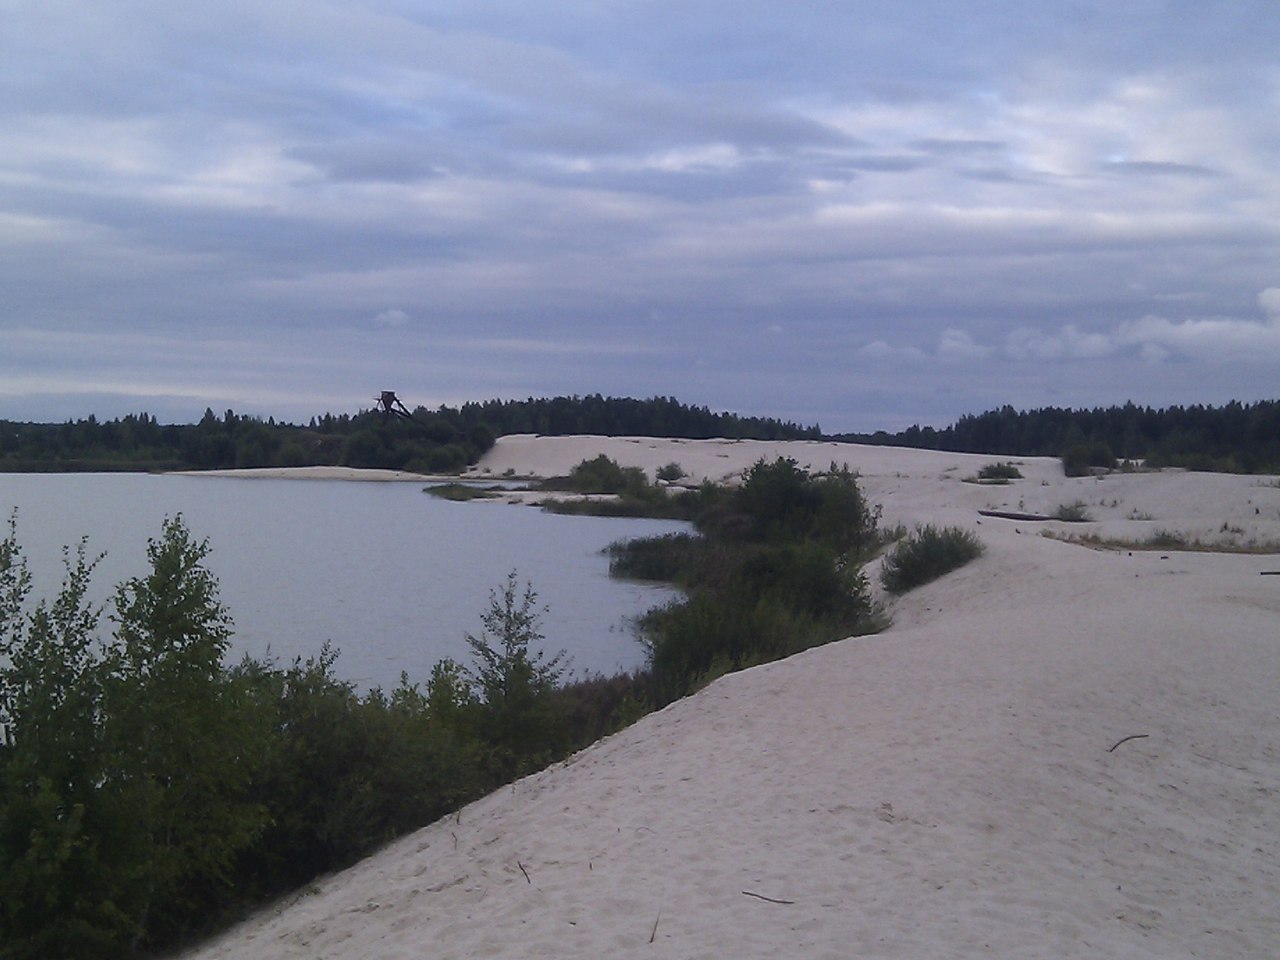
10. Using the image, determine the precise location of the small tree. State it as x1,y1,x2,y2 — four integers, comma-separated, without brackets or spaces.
0,523,117,959
100,516,269,949
464,573,568,778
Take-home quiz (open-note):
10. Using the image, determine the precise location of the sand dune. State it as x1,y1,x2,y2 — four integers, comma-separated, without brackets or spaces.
187,437,1280,959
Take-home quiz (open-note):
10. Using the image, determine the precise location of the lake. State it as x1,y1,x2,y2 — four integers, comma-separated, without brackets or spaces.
0,474,686,691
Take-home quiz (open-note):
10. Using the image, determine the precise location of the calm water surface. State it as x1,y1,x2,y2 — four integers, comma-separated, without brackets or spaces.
0,474,685,690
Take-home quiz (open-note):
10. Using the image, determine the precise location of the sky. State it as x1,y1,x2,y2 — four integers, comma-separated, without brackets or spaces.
2,1,1278,433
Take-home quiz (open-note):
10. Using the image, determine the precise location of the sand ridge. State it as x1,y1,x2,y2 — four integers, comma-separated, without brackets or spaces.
186,437,1280,959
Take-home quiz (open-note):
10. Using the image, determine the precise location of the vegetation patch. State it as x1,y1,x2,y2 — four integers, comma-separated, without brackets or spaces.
425,482,505,501
1053,501,1093,522
0,518,668,958
536,455,703,520
880,524,985,594
608,459,885,702
656,462,687,483
0,460,893,955
1044,529,1280,554
968,461,1023,483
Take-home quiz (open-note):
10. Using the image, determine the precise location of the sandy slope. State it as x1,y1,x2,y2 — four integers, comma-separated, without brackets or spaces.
187,438,1280,959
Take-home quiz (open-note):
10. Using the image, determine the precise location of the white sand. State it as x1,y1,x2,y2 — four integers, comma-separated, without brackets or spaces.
188,437,1280,959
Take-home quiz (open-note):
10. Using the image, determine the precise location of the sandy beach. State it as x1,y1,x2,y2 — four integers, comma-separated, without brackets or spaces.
186,436,1280,959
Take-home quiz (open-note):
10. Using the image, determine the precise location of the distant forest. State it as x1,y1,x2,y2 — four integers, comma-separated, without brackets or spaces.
3,396,1276,475
839,399,1280,474
0,395,820,473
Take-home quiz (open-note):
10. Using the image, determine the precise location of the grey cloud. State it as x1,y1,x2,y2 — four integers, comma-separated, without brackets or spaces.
1103,160,1223,179
842,155,930,173
910,138,1006,155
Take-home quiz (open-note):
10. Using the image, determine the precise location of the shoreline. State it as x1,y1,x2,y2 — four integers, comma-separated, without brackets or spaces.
167,465,443,482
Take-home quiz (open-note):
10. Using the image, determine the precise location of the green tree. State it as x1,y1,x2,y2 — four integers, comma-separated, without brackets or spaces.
0,516,268,958
464,573,568,778
100,516,268,949
0,522,118,959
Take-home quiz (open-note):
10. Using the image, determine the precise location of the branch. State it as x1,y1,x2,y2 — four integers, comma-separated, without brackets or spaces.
1107,734,1149,753
741,890,796,905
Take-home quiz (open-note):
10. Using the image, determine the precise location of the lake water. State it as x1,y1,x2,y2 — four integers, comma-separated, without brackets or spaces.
0,474,686,691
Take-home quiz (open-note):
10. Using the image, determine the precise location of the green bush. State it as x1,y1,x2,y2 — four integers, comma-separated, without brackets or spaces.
697,459,879,557
621,461,882,703
562,454,646,494
656,462,687,483
1061,442,1115,477
880,525,984,594
0,516,271,957
425,482,503,501
607,532,705,582
1053,501,1092,522
977,462,1022,481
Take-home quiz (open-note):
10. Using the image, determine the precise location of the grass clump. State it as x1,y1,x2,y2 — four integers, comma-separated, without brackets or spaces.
880,524,984,594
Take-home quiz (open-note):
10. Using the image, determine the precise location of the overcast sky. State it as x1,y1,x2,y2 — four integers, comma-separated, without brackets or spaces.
3,1,1277,431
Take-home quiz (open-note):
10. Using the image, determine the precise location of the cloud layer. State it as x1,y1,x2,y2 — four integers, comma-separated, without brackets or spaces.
2,1,1278,429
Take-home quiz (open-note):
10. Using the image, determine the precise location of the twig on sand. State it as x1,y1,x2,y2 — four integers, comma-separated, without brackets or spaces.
517,861,531,884
1107,734,1150,753
649,912,660,943
742,890,796,905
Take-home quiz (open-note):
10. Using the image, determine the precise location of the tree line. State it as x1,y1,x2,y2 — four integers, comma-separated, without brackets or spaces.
0,396,819,474
838,399,1280,474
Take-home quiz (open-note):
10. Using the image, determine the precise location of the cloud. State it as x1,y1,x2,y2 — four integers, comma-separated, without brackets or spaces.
1005,324,1115,361
1259,287,1280,319
858,329,988,364
936,328,990,361
460,338,667,358
1116,311,1280,362
1003,289,1280,364
372,308,410,327
1102,159,1222,179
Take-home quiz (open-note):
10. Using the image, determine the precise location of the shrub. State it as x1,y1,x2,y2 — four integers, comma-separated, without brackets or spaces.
561,454,645,494
1053,501,1092,522
1061,442,1115,477
699,459,879,557
977,462,1022,481
425,482,502,501
607,531,706,582
656,462,687,483
880,525,984,594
